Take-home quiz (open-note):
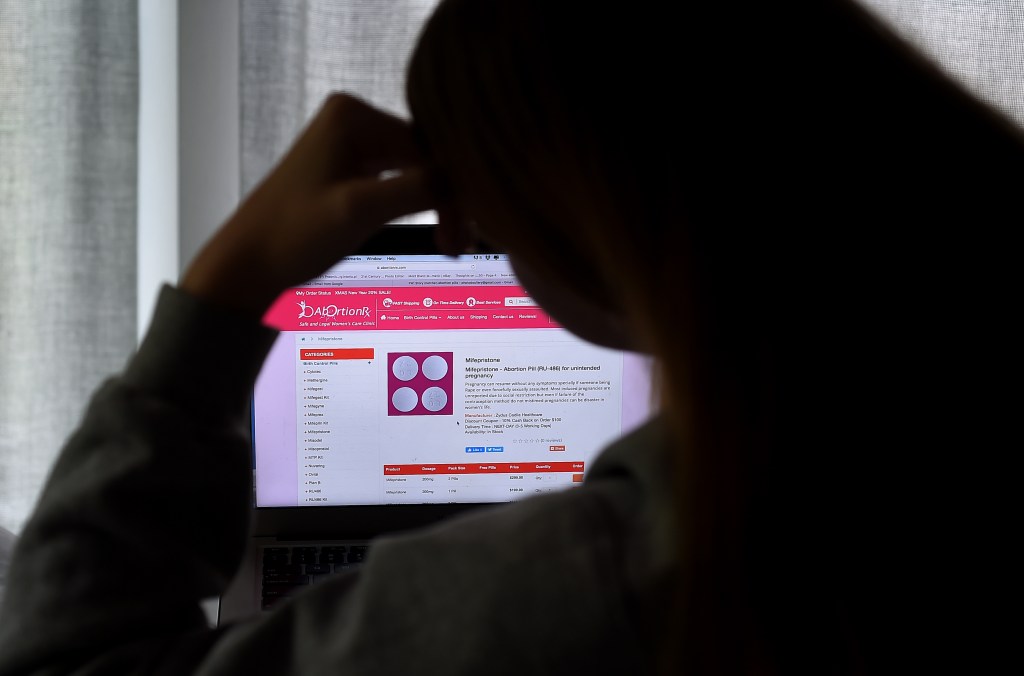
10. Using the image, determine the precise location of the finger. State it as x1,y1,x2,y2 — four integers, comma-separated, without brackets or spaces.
317,92,425,171
422,168,474,256
320,168,437,242
435,203,476,257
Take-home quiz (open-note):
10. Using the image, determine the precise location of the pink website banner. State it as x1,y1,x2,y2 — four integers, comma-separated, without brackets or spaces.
263,285,558,331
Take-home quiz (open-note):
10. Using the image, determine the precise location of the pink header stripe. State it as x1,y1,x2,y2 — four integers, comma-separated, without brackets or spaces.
382,462,585,475
262,285,559,331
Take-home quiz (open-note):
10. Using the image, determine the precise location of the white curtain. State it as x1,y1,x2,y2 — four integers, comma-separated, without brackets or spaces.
0,0,138,536
0,0,1021,551
240,0,440,196
857,0,1024,128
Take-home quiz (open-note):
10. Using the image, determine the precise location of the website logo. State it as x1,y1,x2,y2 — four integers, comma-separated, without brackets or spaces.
297,300,370,320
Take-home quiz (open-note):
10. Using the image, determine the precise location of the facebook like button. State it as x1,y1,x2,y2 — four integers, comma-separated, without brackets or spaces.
465,446,485,453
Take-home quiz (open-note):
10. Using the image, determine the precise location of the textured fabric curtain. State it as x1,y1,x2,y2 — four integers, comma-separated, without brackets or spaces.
857,0,1024,128
1,0,1020,542
0,1,138,535
240,0,439,196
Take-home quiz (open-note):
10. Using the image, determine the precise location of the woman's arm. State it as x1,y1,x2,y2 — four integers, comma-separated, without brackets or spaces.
0,93,436,675
181,92,434,316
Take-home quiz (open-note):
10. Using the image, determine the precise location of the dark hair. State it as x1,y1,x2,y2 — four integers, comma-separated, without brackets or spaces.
407,1,1023,672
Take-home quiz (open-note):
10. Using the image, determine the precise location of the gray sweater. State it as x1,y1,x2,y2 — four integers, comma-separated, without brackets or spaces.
0,285,675,675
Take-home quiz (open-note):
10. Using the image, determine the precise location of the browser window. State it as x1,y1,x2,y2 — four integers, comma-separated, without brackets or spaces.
252,253,654,507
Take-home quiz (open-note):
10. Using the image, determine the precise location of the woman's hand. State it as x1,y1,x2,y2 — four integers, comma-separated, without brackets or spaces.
181,93,435,316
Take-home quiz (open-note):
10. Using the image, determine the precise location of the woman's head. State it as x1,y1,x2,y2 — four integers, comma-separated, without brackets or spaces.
405,0,684,354
403,0,1024,672
406,1,694,669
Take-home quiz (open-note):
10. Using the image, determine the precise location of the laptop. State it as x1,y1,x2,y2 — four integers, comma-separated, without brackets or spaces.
217,224,655,623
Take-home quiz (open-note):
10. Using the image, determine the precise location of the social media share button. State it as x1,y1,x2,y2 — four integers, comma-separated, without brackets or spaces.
485,446,504,453
465,446,485,453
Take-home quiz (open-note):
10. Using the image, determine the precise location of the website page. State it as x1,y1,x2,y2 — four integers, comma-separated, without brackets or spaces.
253,254,654,507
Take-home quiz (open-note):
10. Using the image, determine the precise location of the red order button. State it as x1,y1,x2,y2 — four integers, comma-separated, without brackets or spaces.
300,348,375,360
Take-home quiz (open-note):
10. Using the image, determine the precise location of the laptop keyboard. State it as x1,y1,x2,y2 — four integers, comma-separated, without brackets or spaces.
261,542,370,610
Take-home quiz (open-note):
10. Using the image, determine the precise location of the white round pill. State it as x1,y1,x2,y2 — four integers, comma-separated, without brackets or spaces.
392,387,418,412
422,354,449,381
422,386,448,412
392,355,418,381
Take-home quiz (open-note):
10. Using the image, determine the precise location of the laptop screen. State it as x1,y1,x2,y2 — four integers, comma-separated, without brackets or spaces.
252,229,654,508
